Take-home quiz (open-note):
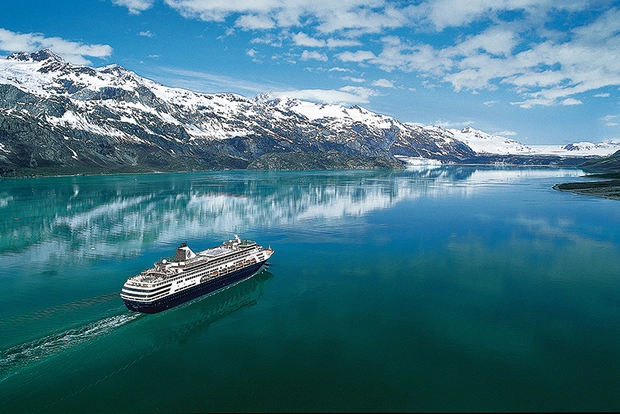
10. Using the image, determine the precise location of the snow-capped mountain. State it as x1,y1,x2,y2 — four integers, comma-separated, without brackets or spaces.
449,126,620,157
0,49,615,175
0,49,480,174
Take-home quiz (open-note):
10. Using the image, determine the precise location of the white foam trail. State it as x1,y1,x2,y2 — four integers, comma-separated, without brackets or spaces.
0,313,140,382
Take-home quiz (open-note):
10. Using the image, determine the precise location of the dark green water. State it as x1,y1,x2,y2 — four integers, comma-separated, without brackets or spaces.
1,167,620,412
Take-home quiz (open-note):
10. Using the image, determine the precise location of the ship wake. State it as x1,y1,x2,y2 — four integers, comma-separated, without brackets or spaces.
0,312,141,383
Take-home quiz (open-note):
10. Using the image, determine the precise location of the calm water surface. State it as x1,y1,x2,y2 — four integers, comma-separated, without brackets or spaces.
1,167,620,412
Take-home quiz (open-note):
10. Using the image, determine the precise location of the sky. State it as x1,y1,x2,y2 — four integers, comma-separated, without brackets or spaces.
1,0,620,145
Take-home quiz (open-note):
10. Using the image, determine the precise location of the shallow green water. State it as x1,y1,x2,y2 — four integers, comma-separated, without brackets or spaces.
1,167,620,412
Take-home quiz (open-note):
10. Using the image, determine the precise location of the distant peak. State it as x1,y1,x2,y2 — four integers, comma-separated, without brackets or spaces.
99,64,130,76
7,49,65,63
254,93,274,101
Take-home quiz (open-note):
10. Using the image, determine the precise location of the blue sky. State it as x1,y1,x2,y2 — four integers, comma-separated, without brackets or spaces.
1,0,620,144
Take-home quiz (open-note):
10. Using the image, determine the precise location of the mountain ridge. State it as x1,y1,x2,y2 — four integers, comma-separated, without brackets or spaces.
0,49,616,176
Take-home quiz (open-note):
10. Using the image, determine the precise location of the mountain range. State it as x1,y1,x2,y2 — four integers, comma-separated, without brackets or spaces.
1,49,618,176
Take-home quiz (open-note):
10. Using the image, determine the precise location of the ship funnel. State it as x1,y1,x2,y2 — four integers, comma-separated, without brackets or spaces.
174,243,196,261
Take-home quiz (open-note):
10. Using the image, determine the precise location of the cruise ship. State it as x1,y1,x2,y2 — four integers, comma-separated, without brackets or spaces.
120,236,274,314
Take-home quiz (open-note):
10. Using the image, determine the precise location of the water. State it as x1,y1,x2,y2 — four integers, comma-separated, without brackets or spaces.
1,167,620,412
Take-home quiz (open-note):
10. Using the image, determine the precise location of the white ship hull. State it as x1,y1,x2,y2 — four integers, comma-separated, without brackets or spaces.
121,236,273,314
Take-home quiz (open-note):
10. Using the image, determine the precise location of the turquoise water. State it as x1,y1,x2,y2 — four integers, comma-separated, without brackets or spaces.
1,167,620,412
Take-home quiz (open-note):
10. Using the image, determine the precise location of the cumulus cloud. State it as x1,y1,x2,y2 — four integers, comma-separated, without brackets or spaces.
293,32,362,49
561,98,583,106
112,0,155,15
236,14,275,30
301,50,328,61
163,0,416,34
372,78,394,88
336,50,376,63
0,28,112,64
424,0,592,31
270,85,378,105
328,67,351,72
293,32,326,48
338,7,620,107
148,1,620,108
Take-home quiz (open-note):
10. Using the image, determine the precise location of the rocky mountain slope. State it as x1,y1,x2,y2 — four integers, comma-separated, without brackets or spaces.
0,49,615,175
577,150,620,174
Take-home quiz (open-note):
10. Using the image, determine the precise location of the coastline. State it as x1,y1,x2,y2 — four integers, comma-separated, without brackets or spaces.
553,178,620,200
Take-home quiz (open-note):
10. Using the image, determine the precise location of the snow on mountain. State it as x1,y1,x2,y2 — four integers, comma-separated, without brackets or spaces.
447,126,533,155
0,49,480,173
256,94,401,130
447,126,620,157
532,140,620,156
0,49,617,175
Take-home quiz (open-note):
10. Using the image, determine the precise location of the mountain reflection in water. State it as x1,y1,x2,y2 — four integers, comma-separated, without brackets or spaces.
0,167,581,263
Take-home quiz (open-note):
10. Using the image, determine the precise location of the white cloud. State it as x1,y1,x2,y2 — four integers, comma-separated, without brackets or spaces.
293,32,326,48
292,33,361,49
560,98,583,106
0,28,112,65
250,34,283,47
156,66,276,95
594,93,610,98
328,67,351,72
153,1,620,109
452,27,520,58
236,14,276,30
369,36,452,75
372,78,393,88
602,115,618,121
338,7,620,107
340,85,379,100
139,30,154,37
336,50,376,63
326,38,363,48
301,50,328,61
163,0,415,34
112,0,155,14
343,76,365,83
424,0,591,31
270,85,378,105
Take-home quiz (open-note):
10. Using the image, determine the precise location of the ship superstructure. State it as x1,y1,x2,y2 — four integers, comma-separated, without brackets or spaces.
121,236,273,313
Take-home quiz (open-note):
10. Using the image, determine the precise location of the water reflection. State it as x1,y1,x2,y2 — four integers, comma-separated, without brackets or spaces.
0,167,581,263
147,269,274,343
